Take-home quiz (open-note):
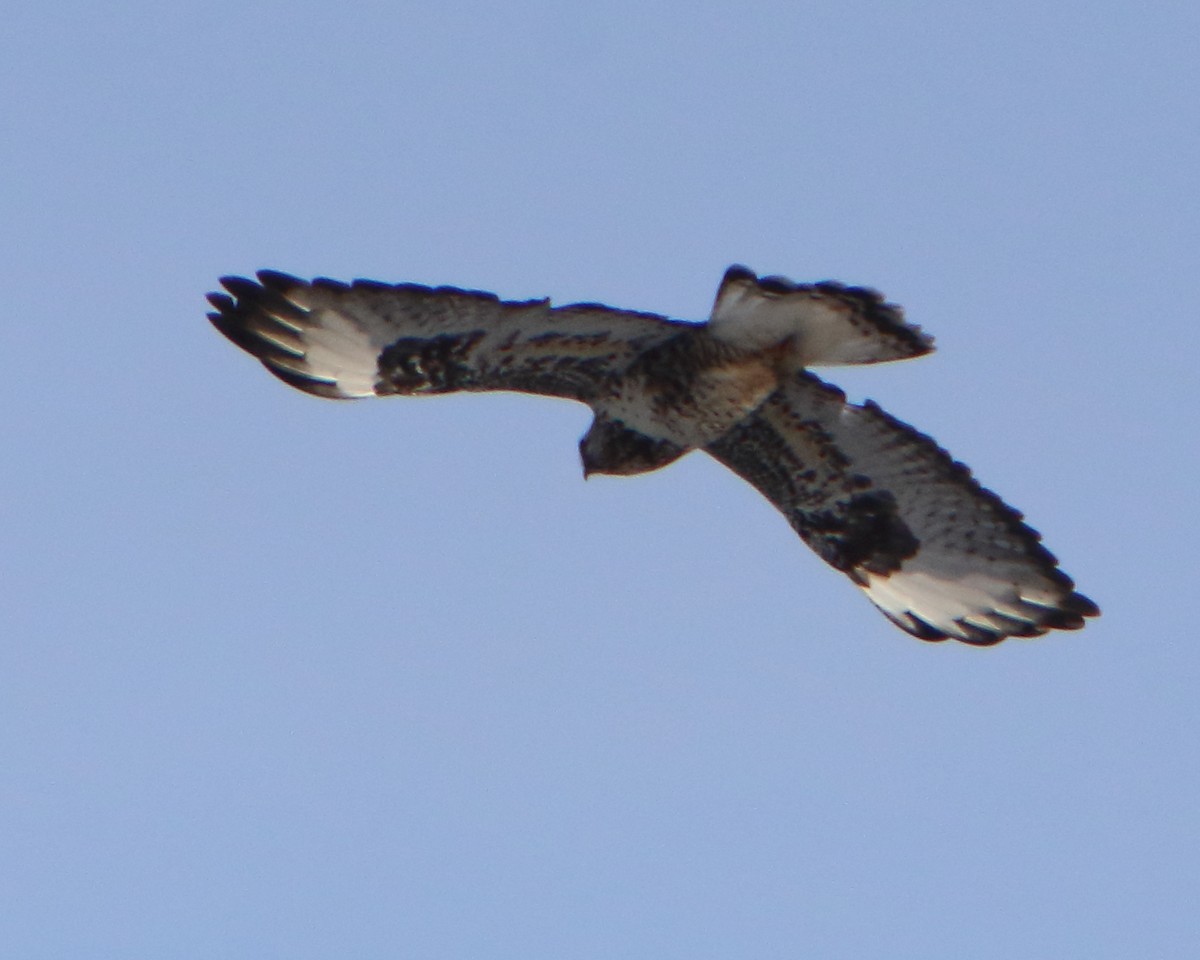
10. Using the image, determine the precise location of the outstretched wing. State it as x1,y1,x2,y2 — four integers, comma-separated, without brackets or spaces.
706,372,1098,644
208,272,689,402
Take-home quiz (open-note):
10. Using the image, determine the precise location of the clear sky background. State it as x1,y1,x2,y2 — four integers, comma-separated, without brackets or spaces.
3,1,1197,957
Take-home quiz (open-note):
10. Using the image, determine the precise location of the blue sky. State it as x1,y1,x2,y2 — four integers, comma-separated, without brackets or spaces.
3,1,1197,956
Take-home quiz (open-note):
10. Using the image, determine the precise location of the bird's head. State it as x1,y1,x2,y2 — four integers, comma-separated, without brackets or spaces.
579,415,687,478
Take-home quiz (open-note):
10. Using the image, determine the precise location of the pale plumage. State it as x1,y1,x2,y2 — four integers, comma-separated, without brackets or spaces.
209,266,1098,644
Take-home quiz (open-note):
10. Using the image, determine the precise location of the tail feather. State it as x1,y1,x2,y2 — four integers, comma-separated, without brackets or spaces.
707,265,934,366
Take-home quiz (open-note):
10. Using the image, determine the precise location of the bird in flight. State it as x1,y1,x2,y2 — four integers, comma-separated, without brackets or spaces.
209,265,1098,645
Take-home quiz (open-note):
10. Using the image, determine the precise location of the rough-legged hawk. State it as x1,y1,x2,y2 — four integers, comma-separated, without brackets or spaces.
209,266,1098,645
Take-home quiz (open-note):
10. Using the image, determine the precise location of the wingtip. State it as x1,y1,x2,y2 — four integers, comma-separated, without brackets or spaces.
1067,591,1100,619
864,543,1100,643
207,271,366,400
256,269,303,290
722,264,756,284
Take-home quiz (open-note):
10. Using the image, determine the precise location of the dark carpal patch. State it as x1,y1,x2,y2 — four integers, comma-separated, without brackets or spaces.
377,332,486,394
709,416,917,577
794,490,919,578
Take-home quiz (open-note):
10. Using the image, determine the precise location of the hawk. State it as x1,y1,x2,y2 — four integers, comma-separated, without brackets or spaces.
209,266,1098,645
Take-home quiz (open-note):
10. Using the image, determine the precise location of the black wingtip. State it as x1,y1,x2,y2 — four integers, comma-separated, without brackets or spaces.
1033,591,1100,632
207,272,357,401
264,364,347,399
256,269,302,291
218,275,263,300
722,264,756,284
1067,592,1100,619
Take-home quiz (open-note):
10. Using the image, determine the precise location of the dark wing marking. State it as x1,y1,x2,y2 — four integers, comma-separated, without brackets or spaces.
208,271,690,402
706,371,1098,644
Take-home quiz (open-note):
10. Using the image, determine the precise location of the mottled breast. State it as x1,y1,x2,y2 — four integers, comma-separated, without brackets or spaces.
602,329,784,448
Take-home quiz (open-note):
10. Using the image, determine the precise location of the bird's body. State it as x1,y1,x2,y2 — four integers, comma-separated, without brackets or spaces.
603,331,780,450
209,265,1098,644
